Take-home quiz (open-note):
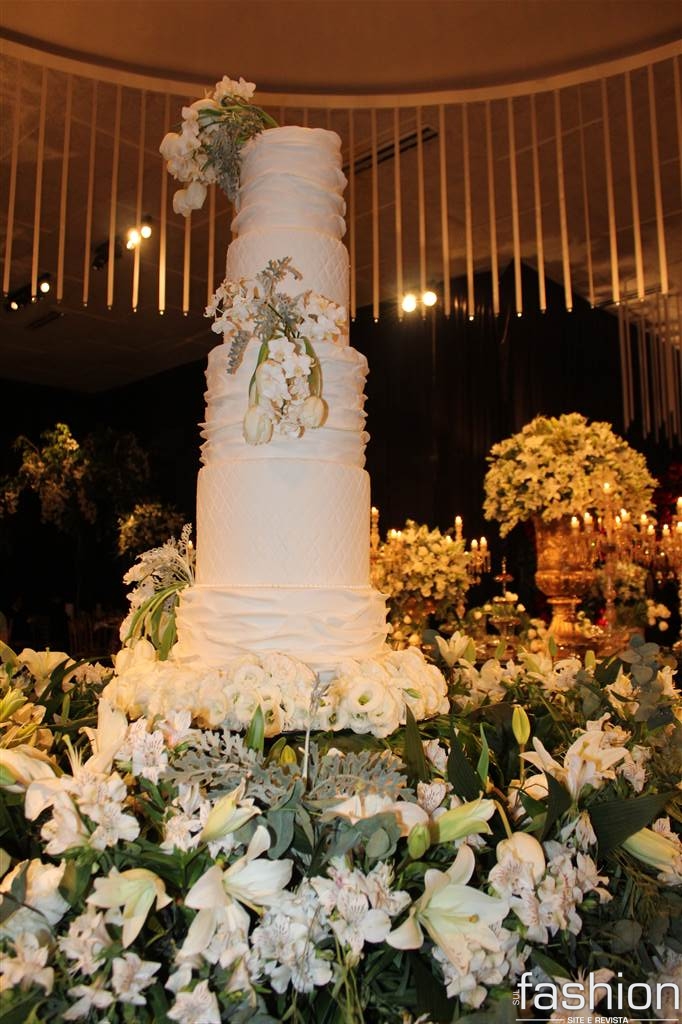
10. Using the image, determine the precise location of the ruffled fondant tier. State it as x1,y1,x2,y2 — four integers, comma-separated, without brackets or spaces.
201,339,368,467
174,583,388,669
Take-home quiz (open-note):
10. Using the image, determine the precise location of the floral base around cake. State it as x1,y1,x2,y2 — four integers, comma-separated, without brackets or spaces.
104,640,449,738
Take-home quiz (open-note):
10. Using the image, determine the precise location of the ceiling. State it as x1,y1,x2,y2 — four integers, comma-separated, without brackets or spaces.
2,0,681,93
1,1,681,392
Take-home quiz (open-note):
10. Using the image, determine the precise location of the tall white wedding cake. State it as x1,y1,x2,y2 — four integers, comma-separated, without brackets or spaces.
174,127,388,670
106,90,447,737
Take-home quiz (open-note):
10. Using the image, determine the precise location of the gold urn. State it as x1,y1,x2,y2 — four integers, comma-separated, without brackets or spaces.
534,517,593,642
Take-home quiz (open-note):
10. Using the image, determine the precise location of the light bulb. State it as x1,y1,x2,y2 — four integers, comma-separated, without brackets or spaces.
422,289,437,307
127,228,141,246
9,300,19,311
401,293,418,313
39,279,51,294
126,239,136,250
140,223,152,239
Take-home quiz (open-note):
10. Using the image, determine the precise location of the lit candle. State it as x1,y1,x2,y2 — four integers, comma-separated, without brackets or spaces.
603,482,611,495
470,538,479,551
571,516,580,530
454,515,463,541
647,524,655,536
584,512,593,530
677,497,682,512
480,537,488,549
662,524,671,538
640,513,648,526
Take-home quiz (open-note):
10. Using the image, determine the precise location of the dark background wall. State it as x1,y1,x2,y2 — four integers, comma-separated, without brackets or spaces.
1,264,679,621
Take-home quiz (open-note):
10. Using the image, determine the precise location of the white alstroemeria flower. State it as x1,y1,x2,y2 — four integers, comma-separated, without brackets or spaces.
0,931,53,993
548,968,615,1022
387,845,509,965
522,730,628,800
87,867,171,947
168,978,221,1024
63,978,115,1020
111,952,161,1005
183,826,293,954
199,779,260,843
0,859,69,941
329,887,391,962
58,909,111,976
0,744,55,793
17,647,75,690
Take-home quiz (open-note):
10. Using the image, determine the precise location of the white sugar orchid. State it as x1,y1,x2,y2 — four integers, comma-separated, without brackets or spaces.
87,867,171,947
388,845,509,965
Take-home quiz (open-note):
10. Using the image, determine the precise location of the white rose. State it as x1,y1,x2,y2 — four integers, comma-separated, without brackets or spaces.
243,405,273,445
300,395,327,429
172,180,207,216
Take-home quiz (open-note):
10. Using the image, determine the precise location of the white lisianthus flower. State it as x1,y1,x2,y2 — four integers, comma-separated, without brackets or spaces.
87,867,171,947
243,404,273,445
300,394,327,429
387,845,509,966
172,180,207,216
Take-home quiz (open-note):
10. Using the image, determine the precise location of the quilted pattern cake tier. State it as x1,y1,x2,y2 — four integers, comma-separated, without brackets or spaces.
197,459,371,588
225,230,349,308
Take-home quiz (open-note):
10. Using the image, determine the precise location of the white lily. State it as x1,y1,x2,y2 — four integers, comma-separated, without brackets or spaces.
199,780,260,843
623,825,682,885
387,845,509,965
17,649,75,696
87,867,171,947
523,730,628,800
0,744,55,793
82,701,129,774
182,826,292,955
324,792,429,837
434,798,496,844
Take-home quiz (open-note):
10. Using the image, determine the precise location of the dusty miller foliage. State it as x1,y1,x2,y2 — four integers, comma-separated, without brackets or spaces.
203,105,275,202
167,732,410,807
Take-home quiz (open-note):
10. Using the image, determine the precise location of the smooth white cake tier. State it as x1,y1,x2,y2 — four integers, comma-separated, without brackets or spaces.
201,339,368,467
174,583,388,669
196,459,371,587
225,230,349,309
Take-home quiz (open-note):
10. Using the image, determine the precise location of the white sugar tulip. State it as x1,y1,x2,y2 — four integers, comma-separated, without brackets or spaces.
300,395,327,429
172,180,207,217
87,867,171,947
242,405,273,445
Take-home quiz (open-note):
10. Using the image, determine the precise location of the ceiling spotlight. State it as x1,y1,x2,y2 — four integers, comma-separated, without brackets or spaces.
9,300,19,311
422,289,437,307
126,239,136,251
91,237,123,271
401,292,418,313
127,227,141,247
39,279,51,294
140,215,153,239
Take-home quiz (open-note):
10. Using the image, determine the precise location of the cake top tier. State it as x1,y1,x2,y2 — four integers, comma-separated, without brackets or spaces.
231,126,348,240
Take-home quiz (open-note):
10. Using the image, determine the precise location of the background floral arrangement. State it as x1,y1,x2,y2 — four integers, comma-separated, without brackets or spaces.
483,413,657,536
1,634,681,1023
371,521,472,641
207,258,346,445
159,74,276,214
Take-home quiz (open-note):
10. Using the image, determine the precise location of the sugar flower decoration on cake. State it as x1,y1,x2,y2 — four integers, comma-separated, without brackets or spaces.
483,413,656,536
207,258,347,445
160,75,277,214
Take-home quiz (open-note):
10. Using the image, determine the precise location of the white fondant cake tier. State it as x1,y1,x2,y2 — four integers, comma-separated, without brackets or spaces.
196,459,371,587
174,584,387,669
201,338,369,467
225,229,349,309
